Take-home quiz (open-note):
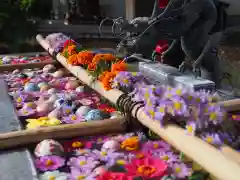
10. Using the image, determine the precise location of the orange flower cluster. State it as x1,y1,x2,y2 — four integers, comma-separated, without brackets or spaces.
99,71,117,90
99,60,128,90
92,53,115,64
60,39,128,90
121,136,139,151
67,51,93,66
111,60,127,72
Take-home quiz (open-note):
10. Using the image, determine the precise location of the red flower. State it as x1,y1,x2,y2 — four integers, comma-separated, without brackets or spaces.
132,151,151,160
63,39,76,49
125,157,168,179
98,103,116,113
62,139,85,152
97,172,133,180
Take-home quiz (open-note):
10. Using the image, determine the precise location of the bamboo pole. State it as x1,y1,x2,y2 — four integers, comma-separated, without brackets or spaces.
0,118,125,150
36,34,240,180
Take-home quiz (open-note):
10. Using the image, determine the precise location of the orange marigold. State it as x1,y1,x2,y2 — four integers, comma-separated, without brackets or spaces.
92,53,116,64
111,60,127,72
121,136,139,151
67,54,78,65
98,71,109,81
101,71,117,90
87,62,97,71
77,51,94,65
67,45,77,56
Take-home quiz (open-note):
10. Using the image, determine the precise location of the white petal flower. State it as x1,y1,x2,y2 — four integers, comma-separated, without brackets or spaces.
39,171,68,180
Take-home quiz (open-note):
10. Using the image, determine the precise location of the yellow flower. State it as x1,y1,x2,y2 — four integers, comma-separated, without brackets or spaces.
26,119,47,129
26,117,61,129
46,118,61,126
38,117,49,121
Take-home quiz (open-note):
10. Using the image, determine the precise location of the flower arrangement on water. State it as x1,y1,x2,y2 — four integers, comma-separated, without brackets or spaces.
36,132,204,180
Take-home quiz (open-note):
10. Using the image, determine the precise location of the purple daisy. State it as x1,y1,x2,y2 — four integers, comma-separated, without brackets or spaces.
91,149,124,163
62,114,85,124
17,108,36,117
185,121,197,136
171,163,191,179
88,135,110,144
14,94,28,104
35,155,65,172
112,132,142,142
201,133,223,146
205,104,226,125
152,150,179,164
69,167,96,180
170,96,189,117
67,156,99,171
155,102,168,122
112,72,134,89
142,140,171,153
61,105,74,116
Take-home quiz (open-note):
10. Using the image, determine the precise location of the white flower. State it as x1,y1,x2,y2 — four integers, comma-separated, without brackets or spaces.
39,171,68,180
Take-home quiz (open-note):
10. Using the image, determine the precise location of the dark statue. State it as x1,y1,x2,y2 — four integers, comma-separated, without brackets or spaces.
122,0,229,88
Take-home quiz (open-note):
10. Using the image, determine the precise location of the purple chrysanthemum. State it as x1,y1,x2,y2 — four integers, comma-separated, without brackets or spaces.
35,155,65,171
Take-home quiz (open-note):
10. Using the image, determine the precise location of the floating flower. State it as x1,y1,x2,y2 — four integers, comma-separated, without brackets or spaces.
152,151,179,164
27,117,62,128
89,135,110,144
61,105,74,116
142,141,171,153
69,167,96,180
62,114,85,124
46,117,62,126
121,136,139,151
127,151,151,162
17,108,36,117
24,102,37,109
97,172,133,180
91,149,124,164
171,163,191,179
26,118,47,129
74,148,92,156
39,170,68,180
15,95,26,103
98,104,116,113
63,139,85,152
79,98,94,106
67,156,99,171
125,157,168,179
35,156,65,171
